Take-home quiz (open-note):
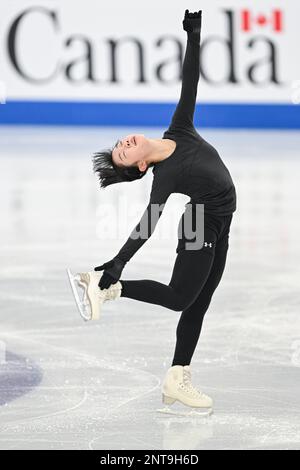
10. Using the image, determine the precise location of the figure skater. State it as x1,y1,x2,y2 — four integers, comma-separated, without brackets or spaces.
67,9,237,414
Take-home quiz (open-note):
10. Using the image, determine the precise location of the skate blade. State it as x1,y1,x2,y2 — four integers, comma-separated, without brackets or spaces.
156,406,213,417
66,268,91,322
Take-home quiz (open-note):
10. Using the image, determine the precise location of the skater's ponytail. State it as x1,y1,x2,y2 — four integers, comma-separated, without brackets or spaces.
92,146,149,188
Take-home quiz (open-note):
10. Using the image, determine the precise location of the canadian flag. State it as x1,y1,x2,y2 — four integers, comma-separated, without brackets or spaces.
241,10,283,32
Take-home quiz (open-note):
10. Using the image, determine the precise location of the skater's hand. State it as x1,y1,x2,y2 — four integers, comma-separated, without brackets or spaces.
94,256,126,289
183,9,202,34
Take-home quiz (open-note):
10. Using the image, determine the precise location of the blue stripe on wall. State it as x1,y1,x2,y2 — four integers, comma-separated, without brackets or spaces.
0,100,299,128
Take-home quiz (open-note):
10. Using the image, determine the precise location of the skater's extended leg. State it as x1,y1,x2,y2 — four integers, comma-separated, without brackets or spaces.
172,224,231,365
120,244,216,312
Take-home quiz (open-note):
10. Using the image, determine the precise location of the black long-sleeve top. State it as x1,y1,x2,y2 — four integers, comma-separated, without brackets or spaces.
116,31,237,263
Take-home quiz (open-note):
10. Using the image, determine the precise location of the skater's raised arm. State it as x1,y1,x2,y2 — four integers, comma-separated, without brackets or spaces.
167,10,202,133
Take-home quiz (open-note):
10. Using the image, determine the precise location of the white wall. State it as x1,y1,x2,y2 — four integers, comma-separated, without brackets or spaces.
0,1,299,127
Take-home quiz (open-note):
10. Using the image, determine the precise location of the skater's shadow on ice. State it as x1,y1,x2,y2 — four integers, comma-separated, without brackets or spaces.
0,351,43,406
159,416,213,450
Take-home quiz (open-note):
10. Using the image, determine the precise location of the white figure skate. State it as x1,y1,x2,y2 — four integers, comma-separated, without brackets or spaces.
157,365,213,417
66,269,122,322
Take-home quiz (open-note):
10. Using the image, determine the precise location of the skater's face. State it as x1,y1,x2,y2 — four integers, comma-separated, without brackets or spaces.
112,134,148,172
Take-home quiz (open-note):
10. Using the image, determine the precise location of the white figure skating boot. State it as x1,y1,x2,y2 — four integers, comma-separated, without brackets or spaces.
158,365,213,416
66,269,122,322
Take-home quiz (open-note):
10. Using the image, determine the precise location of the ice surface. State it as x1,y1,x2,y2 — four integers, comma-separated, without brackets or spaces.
0,127,300,450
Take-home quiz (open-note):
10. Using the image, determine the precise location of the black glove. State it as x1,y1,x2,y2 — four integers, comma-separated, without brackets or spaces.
94,256,126,289
183,9,202,34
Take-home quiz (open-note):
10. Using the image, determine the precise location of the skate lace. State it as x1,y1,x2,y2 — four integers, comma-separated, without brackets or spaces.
180,369,204,398
80,273,90,284
104,284,121,300
105,286,117,299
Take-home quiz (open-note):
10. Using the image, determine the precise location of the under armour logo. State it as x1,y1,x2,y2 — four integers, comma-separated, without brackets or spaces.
204,242,213,248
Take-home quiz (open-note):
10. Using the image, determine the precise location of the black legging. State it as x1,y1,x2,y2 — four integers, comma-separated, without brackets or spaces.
120,213,233,366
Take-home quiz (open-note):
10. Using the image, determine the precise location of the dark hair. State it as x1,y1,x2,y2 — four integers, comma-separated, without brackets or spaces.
92,141,151,189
